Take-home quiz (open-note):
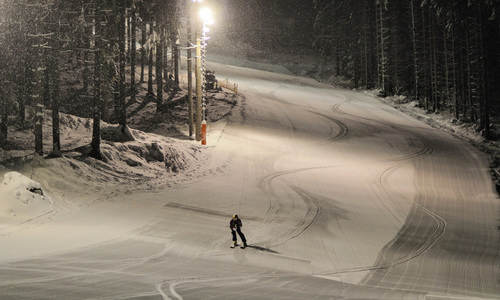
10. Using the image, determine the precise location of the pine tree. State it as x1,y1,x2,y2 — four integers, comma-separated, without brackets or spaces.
117,0,127,129
89,1,104,160
26,0,51,155
156,23,164,106
376,0,390,96
47,0,63,157
130,8,137,104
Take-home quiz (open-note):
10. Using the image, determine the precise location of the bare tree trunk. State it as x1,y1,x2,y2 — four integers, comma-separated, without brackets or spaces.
430,12,438,112
362,2,370,88
156,25,163,106
465,18,473,121
443,23,450,111
90,6,103,160
18,62,27,127
126,15,131,63
0,86,7,145
410,0,419,98
451,26,459,120
475,3,489,137
118,0,127,127
174,36,180,86
377,0,387,96
140,21,146,83
130,11,136,103
33,23,44,155
147,23,154,101
50,21,61,157
163,29,168,85
459,31,467,120
421,6,430,109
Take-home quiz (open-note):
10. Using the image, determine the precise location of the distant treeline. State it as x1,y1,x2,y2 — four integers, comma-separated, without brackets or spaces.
0,0,180,158
313,0,500,137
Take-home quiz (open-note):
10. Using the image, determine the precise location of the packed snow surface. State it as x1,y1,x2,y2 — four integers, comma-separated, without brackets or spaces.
0,60,499,300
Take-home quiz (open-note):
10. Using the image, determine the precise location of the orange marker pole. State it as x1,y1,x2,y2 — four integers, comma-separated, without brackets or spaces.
201,120,207,145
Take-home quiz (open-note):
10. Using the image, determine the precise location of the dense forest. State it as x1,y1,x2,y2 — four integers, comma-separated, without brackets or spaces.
0,0,181,159
1,0,499,162
313,0,500,138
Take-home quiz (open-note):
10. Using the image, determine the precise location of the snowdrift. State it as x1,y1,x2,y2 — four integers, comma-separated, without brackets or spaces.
0,171,53,224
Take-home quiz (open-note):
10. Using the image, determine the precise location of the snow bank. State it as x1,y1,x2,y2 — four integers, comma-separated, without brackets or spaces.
99,136,199,175
0,171,53,224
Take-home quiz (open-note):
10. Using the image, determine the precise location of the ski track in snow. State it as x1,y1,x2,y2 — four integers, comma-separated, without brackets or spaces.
257,94,447,276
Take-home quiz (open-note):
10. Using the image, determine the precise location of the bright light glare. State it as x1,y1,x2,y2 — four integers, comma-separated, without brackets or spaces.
199,7,214,25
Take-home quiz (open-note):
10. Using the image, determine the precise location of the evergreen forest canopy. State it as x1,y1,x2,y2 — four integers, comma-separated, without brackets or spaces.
0,0,180,159
1,0,500,162
313,0,500,138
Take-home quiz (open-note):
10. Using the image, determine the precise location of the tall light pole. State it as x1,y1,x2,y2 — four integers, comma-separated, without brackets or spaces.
195,28,202,141
199,9,213,111
187,0,194,138
194,3,213,145
193,0,202,142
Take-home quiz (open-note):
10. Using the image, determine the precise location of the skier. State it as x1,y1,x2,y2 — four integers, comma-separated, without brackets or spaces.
230,214,247,248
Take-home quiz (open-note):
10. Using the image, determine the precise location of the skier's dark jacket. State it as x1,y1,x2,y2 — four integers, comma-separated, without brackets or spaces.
230,217,242,230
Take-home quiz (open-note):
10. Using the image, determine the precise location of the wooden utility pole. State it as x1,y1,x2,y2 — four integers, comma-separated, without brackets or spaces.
195,34,202,141
193,1,202,141
187,0,194,137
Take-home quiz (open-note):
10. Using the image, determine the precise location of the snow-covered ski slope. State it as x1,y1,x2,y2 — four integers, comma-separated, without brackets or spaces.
0,61,498,300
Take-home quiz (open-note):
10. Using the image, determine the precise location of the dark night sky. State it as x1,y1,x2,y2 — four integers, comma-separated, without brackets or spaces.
208,0,316,53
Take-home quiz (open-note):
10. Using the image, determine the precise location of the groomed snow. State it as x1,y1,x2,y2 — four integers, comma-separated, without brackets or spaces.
0,59,498,300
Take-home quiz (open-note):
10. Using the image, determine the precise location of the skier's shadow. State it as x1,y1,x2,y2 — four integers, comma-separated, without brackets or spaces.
246,245,280,254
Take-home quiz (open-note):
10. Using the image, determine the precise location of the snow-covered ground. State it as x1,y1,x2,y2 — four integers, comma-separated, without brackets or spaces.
0,58,499,300
0,171,53,223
